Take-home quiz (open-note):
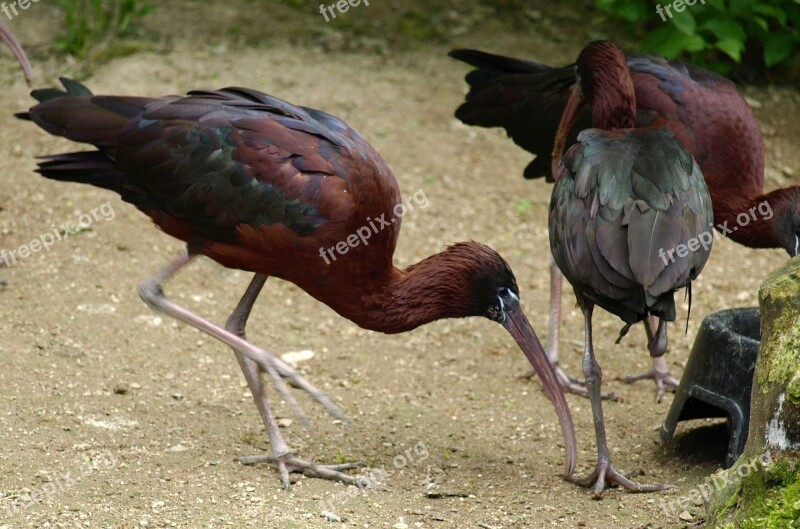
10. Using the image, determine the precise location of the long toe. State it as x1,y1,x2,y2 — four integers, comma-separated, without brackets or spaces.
240,452,367,487
621,369,679,402
272,356,350,422
569,460,672,498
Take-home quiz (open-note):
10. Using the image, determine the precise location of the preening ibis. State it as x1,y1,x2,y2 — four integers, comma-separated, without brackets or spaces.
450,44,800,400
0,20,32,84
18,79,577,487
548,41,713,496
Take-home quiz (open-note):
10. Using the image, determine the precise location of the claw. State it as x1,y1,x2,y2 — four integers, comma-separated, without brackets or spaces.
621,368,679,403
241,452,367,487
567,457,673,498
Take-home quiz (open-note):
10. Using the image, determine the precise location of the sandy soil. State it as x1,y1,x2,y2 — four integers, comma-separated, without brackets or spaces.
0,2,798,528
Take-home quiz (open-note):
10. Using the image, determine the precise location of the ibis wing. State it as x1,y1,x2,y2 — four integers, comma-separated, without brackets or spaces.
449,49,585,181
549,128,713,323
23,82,399,249
450,48,750,186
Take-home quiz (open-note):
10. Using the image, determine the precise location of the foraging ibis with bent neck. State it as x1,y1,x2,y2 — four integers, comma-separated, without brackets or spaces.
548,41,713,496
450,43,800,400
18,79,576,487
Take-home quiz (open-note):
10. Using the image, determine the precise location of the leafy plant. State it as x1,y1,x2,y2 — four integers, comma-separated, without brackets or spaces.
596,0,800,76
54,0,154,59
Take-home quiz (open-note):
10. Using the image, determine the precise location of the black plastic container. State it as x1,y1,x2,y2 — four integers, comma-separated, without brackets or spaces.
661,307,761,468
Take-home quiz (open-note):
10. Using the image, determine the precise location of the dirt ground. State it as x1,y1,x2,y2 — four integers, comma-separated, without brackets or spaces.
0,2,798,528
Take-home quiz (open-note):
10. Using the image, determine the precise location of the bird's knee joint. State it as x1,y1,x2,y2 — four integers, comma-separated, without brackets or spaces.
225,314,246,338
137,279,165,311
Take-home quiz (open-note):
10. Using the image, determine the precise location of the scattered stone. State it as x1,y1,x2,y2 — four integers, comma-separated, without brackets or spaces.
280,350,315,365
321,511,341,522
744,96,762,108
425,491,470,498
77,303,116,314
679,510,693,521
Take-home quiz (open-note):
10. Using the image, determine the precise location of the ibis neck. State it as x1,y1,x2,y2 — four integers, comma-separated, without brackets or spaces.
591,90,637,130
316,249,476,334
713,188,797,249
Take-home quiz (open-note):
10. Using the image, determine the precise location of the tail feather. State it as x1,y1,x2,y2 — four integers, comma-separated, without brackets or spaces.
35,152,124,191
16,77,149,150
17,79,147,201
449,49,556,77
449,49,582,181
34,151,150,210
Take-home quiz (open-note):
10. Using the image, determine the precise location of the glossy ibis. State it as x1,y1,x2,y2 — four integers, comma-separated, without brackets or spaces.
548,41,713,496
18,79,577,487
451,44,800,400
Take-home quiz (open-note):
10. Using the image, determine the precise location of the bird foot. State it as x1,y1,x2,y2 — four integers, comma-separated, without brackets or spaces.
521,364,618,401
620,369,679,402
567,457,672,498
264,354,350,427
240,452,368,488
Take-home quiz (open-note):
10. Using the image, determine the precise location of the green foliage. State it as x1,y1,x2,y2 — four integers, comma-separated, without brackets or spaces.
595,0,800,75
54,0,154,59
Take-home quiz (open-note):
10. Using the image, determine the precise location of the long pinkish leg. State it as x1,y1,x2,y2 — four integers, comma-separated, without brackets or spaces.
523,256,616,400
621,316,679,402
225,274,364,487
568,300,672,497
0,20,32,84
546,255,562,364
137,251,349,423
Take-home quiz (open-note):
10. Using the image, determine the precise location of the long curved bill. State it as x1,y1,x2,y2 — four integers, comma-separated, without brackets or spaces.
550,84,583,180
0,20,32,85
502,300,577,477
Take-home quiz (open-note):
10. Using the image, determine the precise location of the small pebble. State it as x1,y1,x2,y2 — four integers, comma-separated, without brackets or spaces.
321,511,341,522
281,350,315,365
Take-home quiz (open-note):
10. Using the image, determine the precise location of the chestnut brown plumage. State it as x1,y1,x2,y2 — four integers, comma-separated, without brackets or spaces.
18,79,577,487
450,43,798,399
548,41,713,496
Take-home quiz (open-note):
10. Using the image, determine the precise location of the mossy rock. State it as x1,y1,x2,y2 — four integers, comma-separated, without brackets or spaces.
706,256,800,527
